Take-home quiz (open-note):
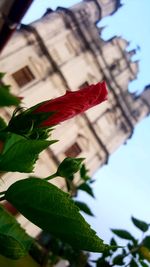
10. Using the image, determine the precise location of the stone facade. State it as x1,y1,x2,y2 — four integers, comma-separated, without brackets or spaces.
0,0,150,239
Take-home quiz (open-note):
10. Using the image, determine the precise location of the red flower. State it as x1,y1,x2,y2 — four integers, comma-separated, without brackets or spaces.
32,81,108,127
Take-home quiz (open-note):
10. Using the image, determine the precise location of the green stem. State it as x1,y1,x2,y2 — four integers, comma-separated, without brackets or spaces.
44,172,58,181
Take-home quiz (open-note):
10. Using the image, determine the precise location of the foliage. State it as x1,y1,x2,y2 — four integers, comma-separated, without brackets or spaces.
0,133,55,172
0,80,20,107
0,75,109,266
1,74,150,267
56,157,85,178
5,177,106,252
0,205,33,259
74,200,94,216
94,216,150,267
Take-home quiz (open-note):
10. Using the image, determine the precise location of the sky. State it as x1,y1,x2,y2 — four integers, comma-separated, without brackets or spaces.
23,0,150,252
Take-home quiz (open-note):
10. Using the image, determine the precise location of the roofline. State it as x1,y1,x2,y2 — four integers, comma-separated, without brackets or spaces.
84,0,101,23
0,0,33,53
145,84,150,90
111,0,122,15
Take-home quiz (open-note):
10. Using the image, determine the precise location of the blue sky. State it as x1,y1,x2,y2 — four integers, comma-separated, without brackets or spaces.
23,0,150,247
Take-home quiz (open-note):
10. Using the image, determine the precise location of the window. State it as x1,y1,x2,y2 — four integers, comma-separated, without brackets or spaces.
109,62,120,76
120,122,128,133
12,66,35,88
79,81,89,90
109,63,117,71
65,143,81,158
132,110,140,118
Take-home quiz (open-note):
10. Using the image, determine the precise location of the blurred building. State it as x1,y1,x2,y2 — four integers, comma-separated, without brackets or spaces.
0,0,150,241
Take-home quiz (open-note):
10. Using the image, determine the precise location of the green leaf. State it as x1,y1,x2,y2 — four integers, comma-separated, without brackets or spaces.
0,72,5,79
0,84,20,107
131,216,149,232
0,117,7,130
101,248,112,258
140,260,149,267
130,259,139,267
127,243,134,251
5,177,108,252
56,157,84,178
0,117,7,147
143,236,150,250
89,179,96,184
110,237,117,246
112,254,124,265
1,133,24,154
80,164,90,181
8,109,54,139
111,229,135,241
78,182,95,198
0,254,40,267
74,201,94,216
0,133,54,172
0,205,33,259
96,258,111,267
110,237,118,251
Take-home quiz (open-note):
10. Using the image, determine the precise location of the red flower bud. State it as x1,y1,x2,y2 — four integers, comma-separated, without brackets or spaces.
32,81,108,127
